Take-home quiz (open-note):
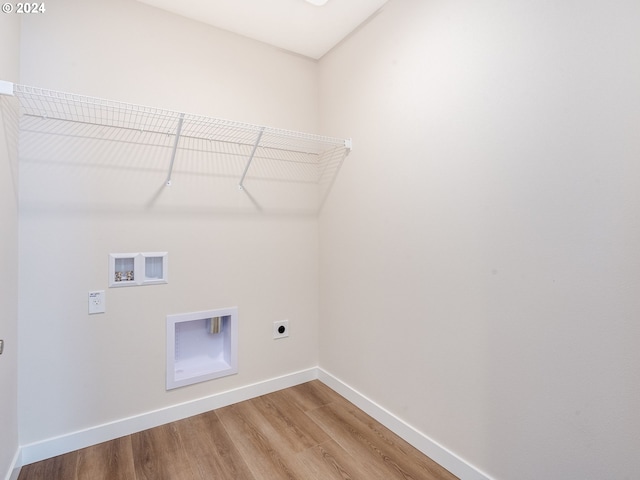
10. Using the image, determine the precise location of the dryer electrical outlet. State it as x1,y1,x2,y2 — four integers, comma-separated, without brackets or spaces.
273,320,289,339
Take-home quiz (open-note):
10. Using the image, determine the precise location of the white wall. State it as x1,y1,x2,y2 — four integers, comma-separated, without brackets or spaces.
14,0,640,478
19,0,318,130
18,0,320,446
318,1,640,479
0,12,21,480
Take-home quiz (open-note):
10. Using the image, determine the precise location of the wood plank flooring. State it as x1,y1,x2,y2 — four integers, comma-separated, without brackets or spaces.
18,380,458,480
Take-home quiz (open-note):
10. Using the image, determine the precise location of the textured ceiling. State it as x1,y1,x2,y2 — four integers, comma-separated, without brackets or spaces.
135,0,389,59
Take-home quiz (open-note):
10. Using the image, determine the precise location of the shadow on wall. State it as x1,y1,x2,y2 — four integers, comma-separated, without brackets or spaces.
19,118,340,217
0,95,20,203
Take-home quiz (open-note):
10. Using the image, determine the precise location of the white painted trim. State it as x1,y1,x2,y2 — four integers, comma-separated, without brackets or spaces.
19,368,318,466
3,448,21,480
317,368,494,480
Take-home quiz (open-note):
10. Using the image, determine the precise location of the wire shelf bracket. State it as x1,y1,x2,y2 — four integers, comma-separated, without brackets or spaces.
165,112,185,186
238,126,265,191
0,80,13,96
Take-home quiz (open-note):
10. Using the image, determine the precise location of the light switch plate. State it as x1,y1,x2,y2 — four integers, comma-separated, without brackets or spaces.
89,290,106,314
0,339,4,355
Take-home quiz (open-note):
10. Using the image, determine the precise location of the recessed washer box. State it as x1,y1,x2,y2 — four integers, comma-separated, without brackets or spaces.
109,252,168,287
166,307,238,390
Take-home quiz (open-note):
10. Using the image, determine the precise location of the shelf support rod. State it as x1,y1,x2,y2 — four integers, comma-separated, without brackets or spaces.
165,113,185,186
238,126,265,190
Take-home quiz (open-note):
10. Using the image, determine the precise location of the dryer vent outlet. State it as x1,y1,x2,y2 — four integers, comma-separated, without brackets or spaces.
273,320,289,339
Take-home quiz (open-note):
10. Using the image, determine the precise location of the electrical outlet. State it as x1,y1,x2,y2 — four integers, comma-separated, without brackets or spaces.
88,290,106,314
273,320,289,339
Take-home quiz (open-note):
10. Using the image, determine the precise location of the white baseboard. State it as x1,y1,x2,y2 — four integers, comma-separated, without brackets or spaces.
19,368,318,466
18,367,490,480
317,368,493,480
3,448,21,480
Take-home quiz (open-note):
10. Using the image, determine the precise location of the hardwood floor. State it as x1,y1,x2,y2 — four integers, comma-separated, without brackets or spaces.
18,381,458,480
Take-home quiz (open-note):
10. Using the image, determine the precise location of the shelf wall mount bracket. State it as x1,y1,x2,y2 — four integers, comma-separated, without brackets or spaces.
238,126,266,191
165,112,185,187
345,138,353,151
0,80,15,97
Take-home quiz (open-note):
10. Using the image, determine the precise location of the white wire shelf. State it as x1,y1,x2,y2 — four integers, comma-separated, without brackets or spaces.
4,82,351,209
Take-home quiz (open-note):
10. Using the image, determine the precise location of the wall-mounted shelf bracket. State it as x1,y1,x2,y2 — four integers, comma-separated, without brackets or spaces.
0,80,14,96
238,126,266,191
345,138,353,151
165,112,185,186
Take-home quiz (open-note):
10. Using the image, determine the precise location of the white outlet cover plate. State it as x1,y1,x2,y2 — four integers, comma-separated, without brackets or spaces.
88,290,106,314
273,320,289,339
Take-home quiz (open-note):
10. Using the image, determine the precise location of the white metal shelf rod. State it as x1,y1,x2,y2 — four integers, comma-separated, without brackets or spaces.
165,113,185,186
238,126,265,191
